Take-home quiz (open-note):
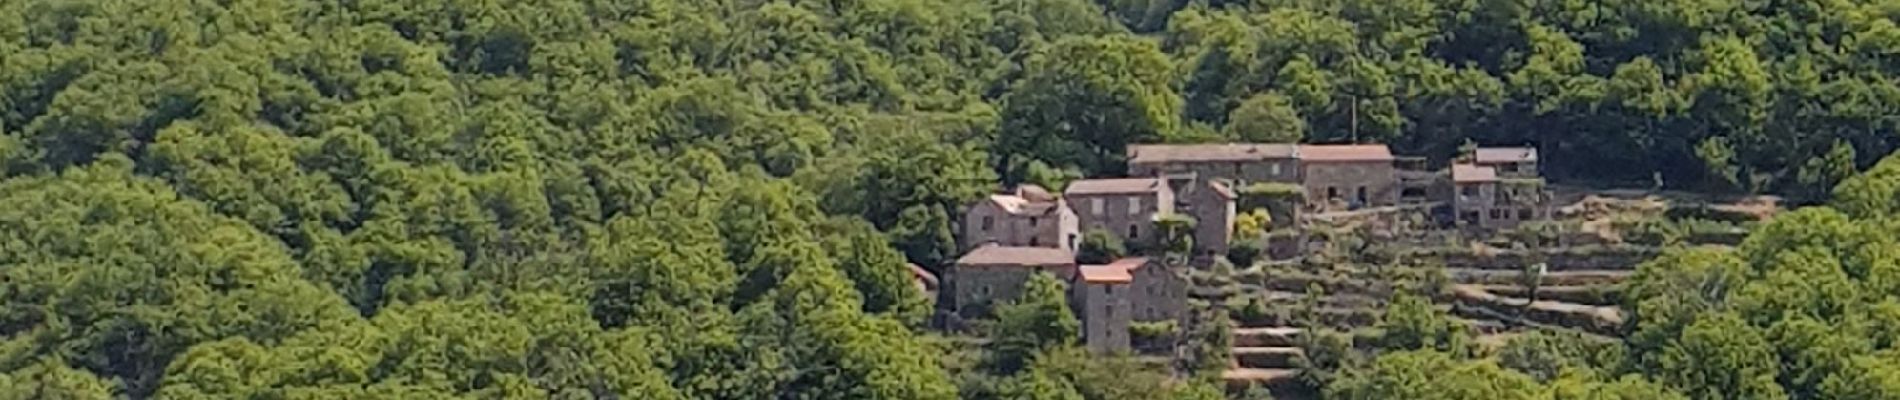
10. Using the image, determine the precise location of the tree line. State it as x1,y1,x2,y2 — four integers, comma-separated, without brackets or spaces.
2,0,1899,398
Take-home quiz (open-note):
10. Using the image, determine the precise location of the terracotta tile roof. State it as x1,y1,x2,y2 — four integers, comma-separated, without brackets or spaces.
956,244,1075,267
1474,147,1538,164
1126,144,1299,164
1298,144,1395,162
1078,265,1133,284
1064,178,1165,196
1452,163,1499,183
1077,257,1151,284
908,263,939,290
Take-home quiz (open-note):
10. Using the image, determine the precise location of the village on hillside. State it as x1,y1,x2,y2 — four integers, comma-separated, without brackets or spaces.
916,142,1780,398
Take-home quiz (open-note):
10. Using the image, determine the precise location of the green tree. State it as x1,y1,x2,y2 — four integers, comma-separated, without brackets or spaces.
997,35,1182,180
1077,229,1127,264
1225,92,1306,143
987,273,1080,374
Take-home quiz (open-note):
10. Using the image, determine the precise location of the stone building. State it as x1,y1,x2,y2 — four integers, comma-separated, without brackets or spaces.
1064,178,1173,250
1451,162,1549,229
945,245,1187,354
1180,180,1238,255
1297,144,1399,210
1125,144,1300,186
1073,263,1134,353
1113,257,1188,323
1473,147,1540,178
946,244,1077,316
960,185,1080,252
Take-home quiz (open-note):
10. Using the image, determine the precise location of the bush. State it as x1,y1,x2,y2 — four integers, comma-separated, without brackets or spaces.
1227,240,1264,268
1130,321,1178,342
1077,229,1125,264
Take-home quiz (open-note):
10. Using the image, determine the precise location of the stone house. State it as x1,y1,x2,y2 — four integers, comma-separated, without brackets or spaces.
1073,263,1134,353
946,244,1077,317
1473,147,1539,179
1069,257,1187,353
1298,144,1399,210
946,244,1188,354
1452,163,1549,229
1180,180,1237,255
1113,257,1188,324
1125,144,1301,186
960,185,1080,252
1064,178,1173,250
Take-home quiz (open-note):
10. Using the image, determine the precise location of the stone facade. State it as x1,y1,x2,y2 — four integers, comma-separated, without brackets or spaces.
1073,264,1134,353
1474,147,1540,179
1065,178,1173,250
1126,144,1301,185
1297,145,1399,210
1182,181,1237,255
1452,163,1550,229
947,245,1077,317
1121,258,1188,323
961,186,1080,252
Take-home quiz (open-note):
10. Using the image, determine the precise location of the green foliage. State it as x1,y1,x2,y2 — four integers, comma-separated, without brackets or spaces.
1225,92,1306,143
5,0,1900,397
1327,350,1542,400
987,273,1080,374
1373,294,1473,355
1497,329,1628,382
1226,240,1264,268
1078,229,1127,265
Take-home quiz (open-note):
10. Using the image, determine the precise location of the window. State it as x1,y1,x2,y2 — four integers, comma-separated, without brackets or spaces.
1105,285,1114,295
1462,211,1480,224
1356,186,1369,204
981,216,993,231
1129,224,1140,239
1519,208,1534,220
1127,197,1141,214
1327,187,1340,199
1490,209,1503,220
1105,305,1114,319
1092,198,1104,215
1461,186,1478,197
1146,307,1155,317
1030,237,1040,246
1271,163,1282,175
1029,217,1038,227
980,285,992,296
1499,163,1518,174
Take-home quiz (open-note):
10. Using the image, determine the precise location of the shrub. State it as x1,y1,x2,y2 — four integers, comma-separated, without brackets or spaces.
1227,240,1264,268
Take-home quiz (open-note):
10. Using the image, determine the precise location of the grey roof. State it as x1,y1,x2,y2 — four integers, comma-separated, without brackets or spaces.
956,244,1076,266
1475,147,1538,164
986,194,1060,216
1298,144,1395,162
1126,144,1299,164
1064,178,1165,196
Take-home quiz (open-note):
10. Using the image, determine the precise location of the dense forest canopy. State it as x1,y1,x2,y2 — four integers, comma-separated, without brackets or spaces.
1,0,1899,398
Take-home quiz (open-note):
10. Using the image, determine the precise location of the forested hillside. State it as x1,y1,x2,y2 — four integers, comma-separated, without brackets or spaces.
2,0,1899,398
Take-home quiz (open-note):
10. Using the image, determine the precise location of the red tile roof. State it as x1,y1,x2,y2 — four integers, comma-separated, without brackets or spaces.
908,263,939,290
1452,163,1498,183
1127,144,1300,164
1064,178,1165,196
1077,258,1150,284
1078,265,1133,284
956,244,1076,267
1298,144,1394,162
